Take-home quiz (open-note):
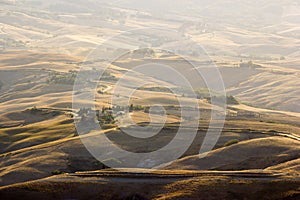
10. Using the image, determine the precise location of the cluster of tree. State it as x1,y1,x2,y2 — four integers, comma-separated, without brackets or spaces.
47,69,117,86
129,104,145,112
143,106,165,115
131,48,155,58
97,107,116,125
205,95,239,105
78,107,116,125
97,111,116,125
239,61,261,69
2,38,26,48
138,87,172,93
99,71,118,82
29,106,62,116
47,71,76,85
239,54,284,61
193,89,239,105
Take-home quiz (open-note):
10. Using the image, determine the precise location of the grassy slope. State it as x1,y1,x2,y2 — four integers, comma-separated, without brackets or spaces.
164,137,300,171
0,172,299,200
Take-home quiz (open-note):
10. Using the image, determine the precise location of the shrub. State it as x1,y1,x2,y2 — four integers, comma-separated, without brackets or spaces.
47,71,77,85
138,86,172,93
129,104,144,112
30,106,41,113
224,139,239,147
205,95,239,105
98,112,116,125
51,170,64,175
227,95,239,105
51,110,61,116
102,124,118,130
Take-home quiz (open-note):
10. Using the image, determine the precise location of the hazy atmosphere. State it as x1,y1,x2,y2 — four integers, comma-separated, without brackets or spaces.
0,0,299,199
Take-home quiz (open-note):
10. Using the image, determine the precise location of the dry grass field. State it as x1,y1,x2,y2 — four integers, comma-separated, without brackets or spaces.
0,0,299,199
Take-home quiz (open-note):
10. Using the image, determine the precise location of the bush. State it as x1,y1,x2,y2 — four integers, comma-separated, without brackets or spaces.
51,170,65,175
138,86,172,93
30,106,41,113
224,139,239,147
102,124,118,130
205,95,239,105
227,95,239,105
129,104,144,112
51,110,61,116
47,71,77,85
98,112,116,125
